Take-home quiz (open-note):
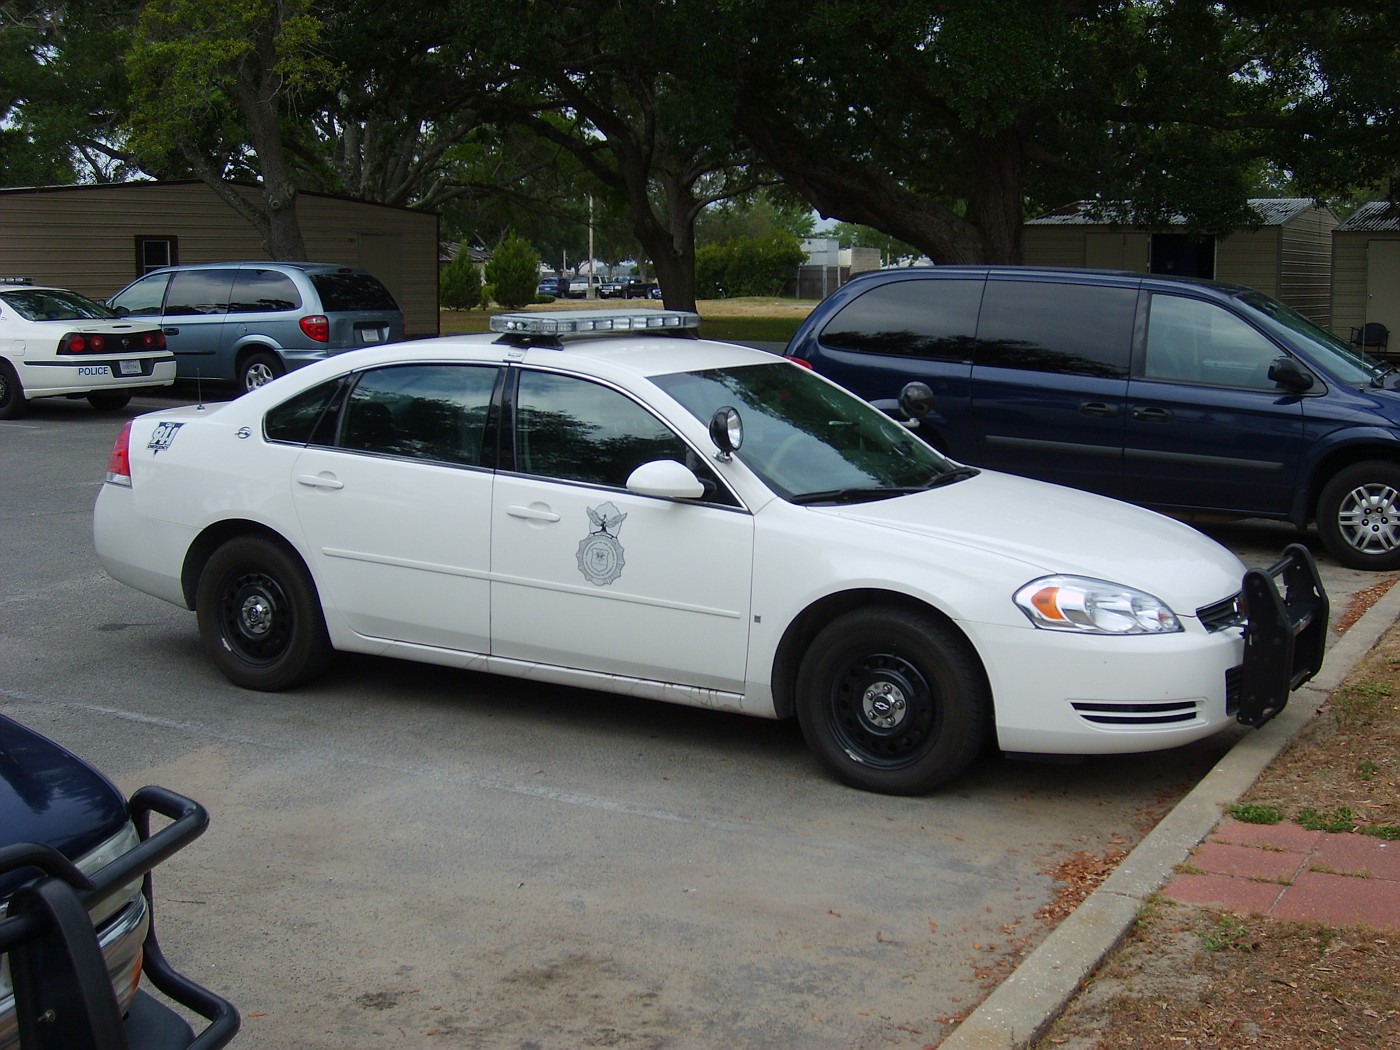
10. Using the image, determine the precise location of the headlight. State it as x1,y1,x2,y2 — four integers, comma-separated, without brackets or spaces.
1014,576,1182,635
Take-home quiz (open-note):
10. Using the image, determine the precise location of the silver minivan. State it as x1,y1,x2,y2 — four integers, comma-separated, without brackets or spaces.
108,262,403,391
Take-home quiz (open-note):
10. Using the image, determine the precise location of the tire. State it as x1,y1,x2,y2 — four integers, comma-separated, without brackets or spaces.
795,606,989,795
1317,460,1400,571
87,392,132,412
238,350,284,393
0,360,28,420
195,535,333,690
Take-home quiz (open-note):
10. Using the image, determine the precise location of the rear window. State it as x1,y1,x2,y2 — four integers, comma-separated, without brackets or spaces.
309,271,399,312
817,278,983,361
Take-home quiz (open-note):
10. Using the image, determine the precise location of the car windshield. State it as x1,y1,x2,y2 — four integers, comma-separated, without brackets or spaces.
1238,291,1378,385
653,360,962,501
1,288,119,322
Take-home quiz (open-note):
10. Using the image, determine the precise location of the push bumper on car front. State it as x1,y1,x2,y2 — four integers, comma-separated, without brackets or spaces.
1237,542,1329,728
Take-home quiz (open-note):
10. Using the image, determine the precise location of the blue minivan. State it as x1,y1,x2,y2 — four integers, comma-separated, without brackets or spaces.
786,267,1400,570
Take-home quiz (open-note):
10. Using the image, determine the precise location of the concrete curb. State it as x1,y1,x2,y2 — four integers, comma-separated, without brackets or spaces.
939,579,1400,1050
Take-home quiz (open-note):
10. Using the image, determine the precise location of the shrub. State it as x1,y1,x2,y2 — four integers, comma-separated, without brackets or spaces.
485,232,540,309
695,232,806,298
440,248,483,310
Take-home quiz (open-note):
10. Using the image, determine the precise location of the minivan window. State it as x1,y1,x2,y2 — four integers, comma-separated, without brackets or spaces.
977,280,1134,378
817,278,982,361
1144,294,1282,389
163,269,234,316
229,269,301,313
309,271,399,312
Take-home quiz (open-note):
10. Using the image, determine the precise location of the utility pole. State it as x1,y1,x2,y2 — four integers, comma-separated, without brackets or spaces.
586,195,597,300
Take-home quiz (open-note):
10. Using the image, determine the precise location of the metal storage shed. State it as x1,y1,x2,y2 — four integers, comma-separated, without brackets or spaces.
1331,202,1400,351
1024,198,1338,326
0,181,440,339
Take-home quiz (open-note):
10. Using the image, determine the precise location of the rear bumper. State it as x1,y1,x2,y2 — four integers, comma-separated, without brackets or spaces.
18,357,177,398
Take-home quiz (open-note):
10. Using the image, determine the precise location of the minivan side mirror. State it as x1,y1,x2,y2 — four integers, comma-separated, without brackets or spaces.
1267,357,1314,393
898,382,935,420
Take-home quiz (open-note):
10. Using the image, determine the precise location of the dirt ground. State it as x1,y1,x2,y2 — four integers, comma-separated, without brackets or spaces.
1030,579,1400,1049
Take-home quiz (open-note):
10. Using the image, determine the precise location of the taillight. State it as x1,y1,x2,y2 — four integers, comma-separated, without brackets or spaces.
106,421,133,486
783,355,813,369
140,330,167,350
60,333,107,354
300,315,330,342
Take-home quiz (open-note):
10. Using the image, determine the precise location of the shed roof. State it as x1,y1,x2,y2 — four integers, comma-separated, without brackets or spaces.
1336,201,1400,233
1027,198,1321,227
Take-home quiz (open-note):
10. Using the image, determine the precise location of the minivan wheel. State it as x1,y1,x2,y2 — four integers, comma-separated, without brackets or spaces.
196,535,333,690
239,351,284,393
1317,461,1400,571
796,606,988,795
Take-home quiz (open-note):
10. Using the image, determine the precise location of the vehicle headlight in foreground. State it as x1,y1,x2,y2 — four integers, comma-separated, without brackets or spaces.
1013,576,1182,635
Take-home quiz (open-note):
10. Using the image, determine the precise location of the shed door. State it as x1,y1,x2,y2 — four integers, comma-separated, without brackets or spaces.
1367,240,1400,337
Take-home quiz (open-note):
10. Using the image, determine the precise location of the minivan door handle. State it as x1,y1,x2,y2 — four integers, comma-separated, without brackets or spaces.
1079,401,1119,418
1132,406,1174,423
163,327,180,335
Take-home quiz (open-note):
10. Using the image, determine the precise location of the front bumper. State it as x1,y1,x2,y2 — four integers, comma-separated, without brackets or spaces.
974,544,1328,755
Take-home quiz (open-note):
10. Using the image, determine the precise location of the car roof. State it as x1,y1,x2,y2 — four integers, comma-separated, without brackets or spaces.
841,265,1256,299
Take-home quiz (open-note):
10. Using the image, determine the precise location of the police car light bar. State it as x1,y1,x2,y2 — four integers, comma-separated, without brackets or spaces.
0,276,34,285
490,309,701,336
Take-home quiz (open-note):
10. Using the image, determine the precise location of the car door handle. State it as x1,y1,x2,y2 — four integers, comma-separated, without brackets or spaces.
1079,401,1119,418
506,504,561,523
1132,406,1174,423
296,474,344,490
163,327,180,335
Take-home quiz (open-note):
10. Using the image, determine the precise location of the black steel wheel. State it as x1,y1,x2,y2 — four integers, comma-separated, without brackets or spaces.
1317,460,1400,571
796,606,988,795
196,535,332,690
0,360,28,420
87,392,132,412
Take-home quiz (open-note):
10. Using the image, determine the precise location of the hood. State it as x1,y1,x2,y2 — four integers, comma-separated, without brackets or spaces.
824,470,1247,609
0,714,129,897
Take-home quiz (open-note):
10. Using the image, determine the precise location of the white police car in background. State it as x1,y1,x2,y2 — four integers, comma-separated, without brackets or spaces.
0,279,175,419
93,310,1326,795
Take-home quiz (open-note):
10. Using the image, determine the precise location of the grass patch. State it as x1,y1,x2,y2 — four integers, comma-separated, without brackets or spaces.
1297,806,1356,833
1227,802,1284,824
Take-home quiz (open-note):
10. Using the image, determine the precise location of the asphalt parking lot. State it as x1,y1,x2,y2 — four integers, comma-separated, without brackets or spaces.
0,391,1376,1050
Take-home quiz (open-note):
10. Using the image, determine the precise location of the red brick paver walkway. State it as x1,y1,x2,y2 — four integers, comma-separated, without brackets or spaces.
1162,818,1400,930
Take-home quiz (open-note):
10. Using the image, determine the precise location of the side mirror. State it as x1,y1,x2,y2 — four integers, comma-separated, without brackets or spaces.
626,459,706,500
898,381,935,420
1267,357,1314,392
110,303,130,317
709,406,743,458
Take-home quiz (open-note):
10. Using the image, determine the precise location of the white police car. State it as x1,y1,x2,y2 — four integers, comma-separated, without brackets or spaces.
93,310,1327,795
0,279,175,419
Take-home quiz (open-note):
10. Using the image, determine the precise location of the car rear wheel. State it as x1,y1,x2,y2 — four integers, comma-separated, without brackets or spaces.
239,351,284,393
1317,460,1400,571
196,535,332,690
796,606,988,795
87,392,132,411
0,361,28,419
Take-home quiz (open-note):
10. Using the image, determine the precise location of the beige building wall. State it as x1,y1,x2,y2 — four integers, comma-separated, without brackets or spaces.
0,182,439,337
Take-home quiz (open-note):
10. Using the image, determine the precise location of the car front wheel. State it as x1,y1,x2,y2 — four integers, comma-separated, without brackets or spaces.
1317,460,1400,571
796,606,989,795
196,535,332,690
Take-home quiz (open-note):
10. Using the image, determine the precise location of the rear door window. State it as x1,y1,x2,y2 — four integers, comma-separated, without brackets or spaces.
163,269,235,316
816,278,983,361
977,280,1135,378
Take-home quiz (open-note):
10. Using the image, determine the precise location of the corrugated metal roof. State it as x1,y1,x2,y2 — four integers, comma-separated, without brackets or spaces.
1336,201,1400,233
1027,198,1319,227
